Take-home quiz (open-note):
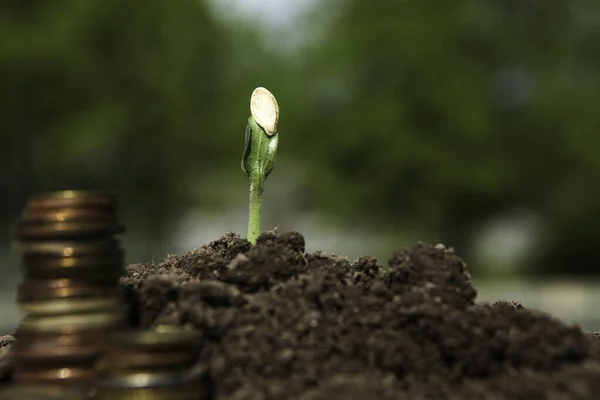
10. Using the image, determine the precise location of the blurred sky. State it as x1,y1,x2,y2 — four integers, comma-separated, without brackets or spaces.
209,0,320,29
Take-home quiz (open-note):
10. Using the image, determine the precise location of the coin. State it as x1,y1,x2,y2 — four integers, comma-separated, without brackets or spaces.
22,256,123,276
15,329,110,348
97,327,202,369
22,254,122,269
18,279,121,302
13,190,123,240
13,329,112,367
95,372,205,400
13,221,124,240
96,371,190,388
110,328,202,350
0,385,86,400
13,330,108,362
21,264,124,281
19,312,125,334
12,340,100,364
94,385,204,400
21,209,116,223
19,297,123,316
13,240,121,257
20,253,123,280
13,366,96,385
97,351,197,371
26,191,116,210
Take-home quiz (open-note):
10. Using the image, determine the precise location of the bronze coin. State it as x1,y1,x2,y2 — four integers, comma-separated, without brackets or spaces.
21,254,124,274
18,279,121,302
26,190,116,210
13,240,121,257
15,329,111,348
21,209,116,223
23,254,122,268
19,311,126,334
15,328,114,360
22,270,123,283
110,328,202,350
94,385,204,400
13,366,96,385
12,341,100,364
97,350,196,371
22,263,124,281
0,385,86,399
13,221,124,240
19,296,123,316
96,371,188,388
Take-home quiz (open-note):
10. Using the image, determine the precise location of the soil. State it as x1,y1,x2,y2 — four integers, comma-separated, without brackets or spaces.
0,336,14,383
120,231,600,400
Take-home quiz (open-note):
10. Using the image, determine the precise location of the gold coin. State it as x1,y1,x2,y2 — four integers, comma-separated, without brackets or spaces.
12,240,121,257
13,221,124,240
110,328,202,350
19,297,123,316
18,279,121,302
19,312,125,334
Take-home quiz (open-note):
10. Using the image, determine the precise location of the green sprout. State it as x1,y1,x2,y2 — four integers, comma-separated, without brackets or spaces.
241,87,279,245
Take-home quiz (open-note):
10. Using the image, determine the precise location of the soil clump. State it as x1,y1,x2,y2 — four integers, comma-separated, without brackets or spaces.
120,231,600,399
0,336,14,383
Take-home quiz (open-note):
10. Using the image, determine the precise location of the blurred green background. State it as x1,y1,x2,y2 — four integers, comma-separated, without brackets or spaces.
1,0,599,330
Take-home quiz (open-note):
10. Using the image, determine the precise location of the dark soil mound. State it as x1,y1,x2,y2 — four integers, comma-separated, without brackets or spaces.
121,231,600,399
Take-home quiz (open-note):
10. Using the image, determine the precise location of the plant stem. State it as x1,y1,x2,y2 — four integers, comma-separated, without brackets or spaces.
248,175,264,245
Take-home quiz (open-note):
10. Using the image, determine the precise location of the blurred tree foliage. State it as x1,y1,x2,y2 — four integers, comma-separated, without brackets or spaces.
0,0,225,248
289,0,600,274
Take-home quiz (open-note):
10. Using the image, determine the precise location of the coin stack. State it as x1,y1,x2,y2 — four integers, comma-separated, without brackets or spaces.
94,326,205,400
10,190,127,391
0,385,85,400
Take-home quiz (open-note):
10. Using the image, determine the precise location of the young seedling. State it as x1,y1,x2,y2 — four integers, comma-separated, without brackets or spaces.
242,87,279,245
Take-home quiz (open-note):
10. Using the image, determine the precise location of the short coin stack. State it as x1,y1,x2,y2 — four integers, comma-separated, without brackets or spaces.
94,326,204,399
10,190,127,390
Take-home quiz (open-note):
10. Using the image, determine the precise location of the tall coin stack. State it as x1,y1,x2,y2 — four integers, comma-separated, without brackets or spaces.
10,190,127,391
94,326,205,400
